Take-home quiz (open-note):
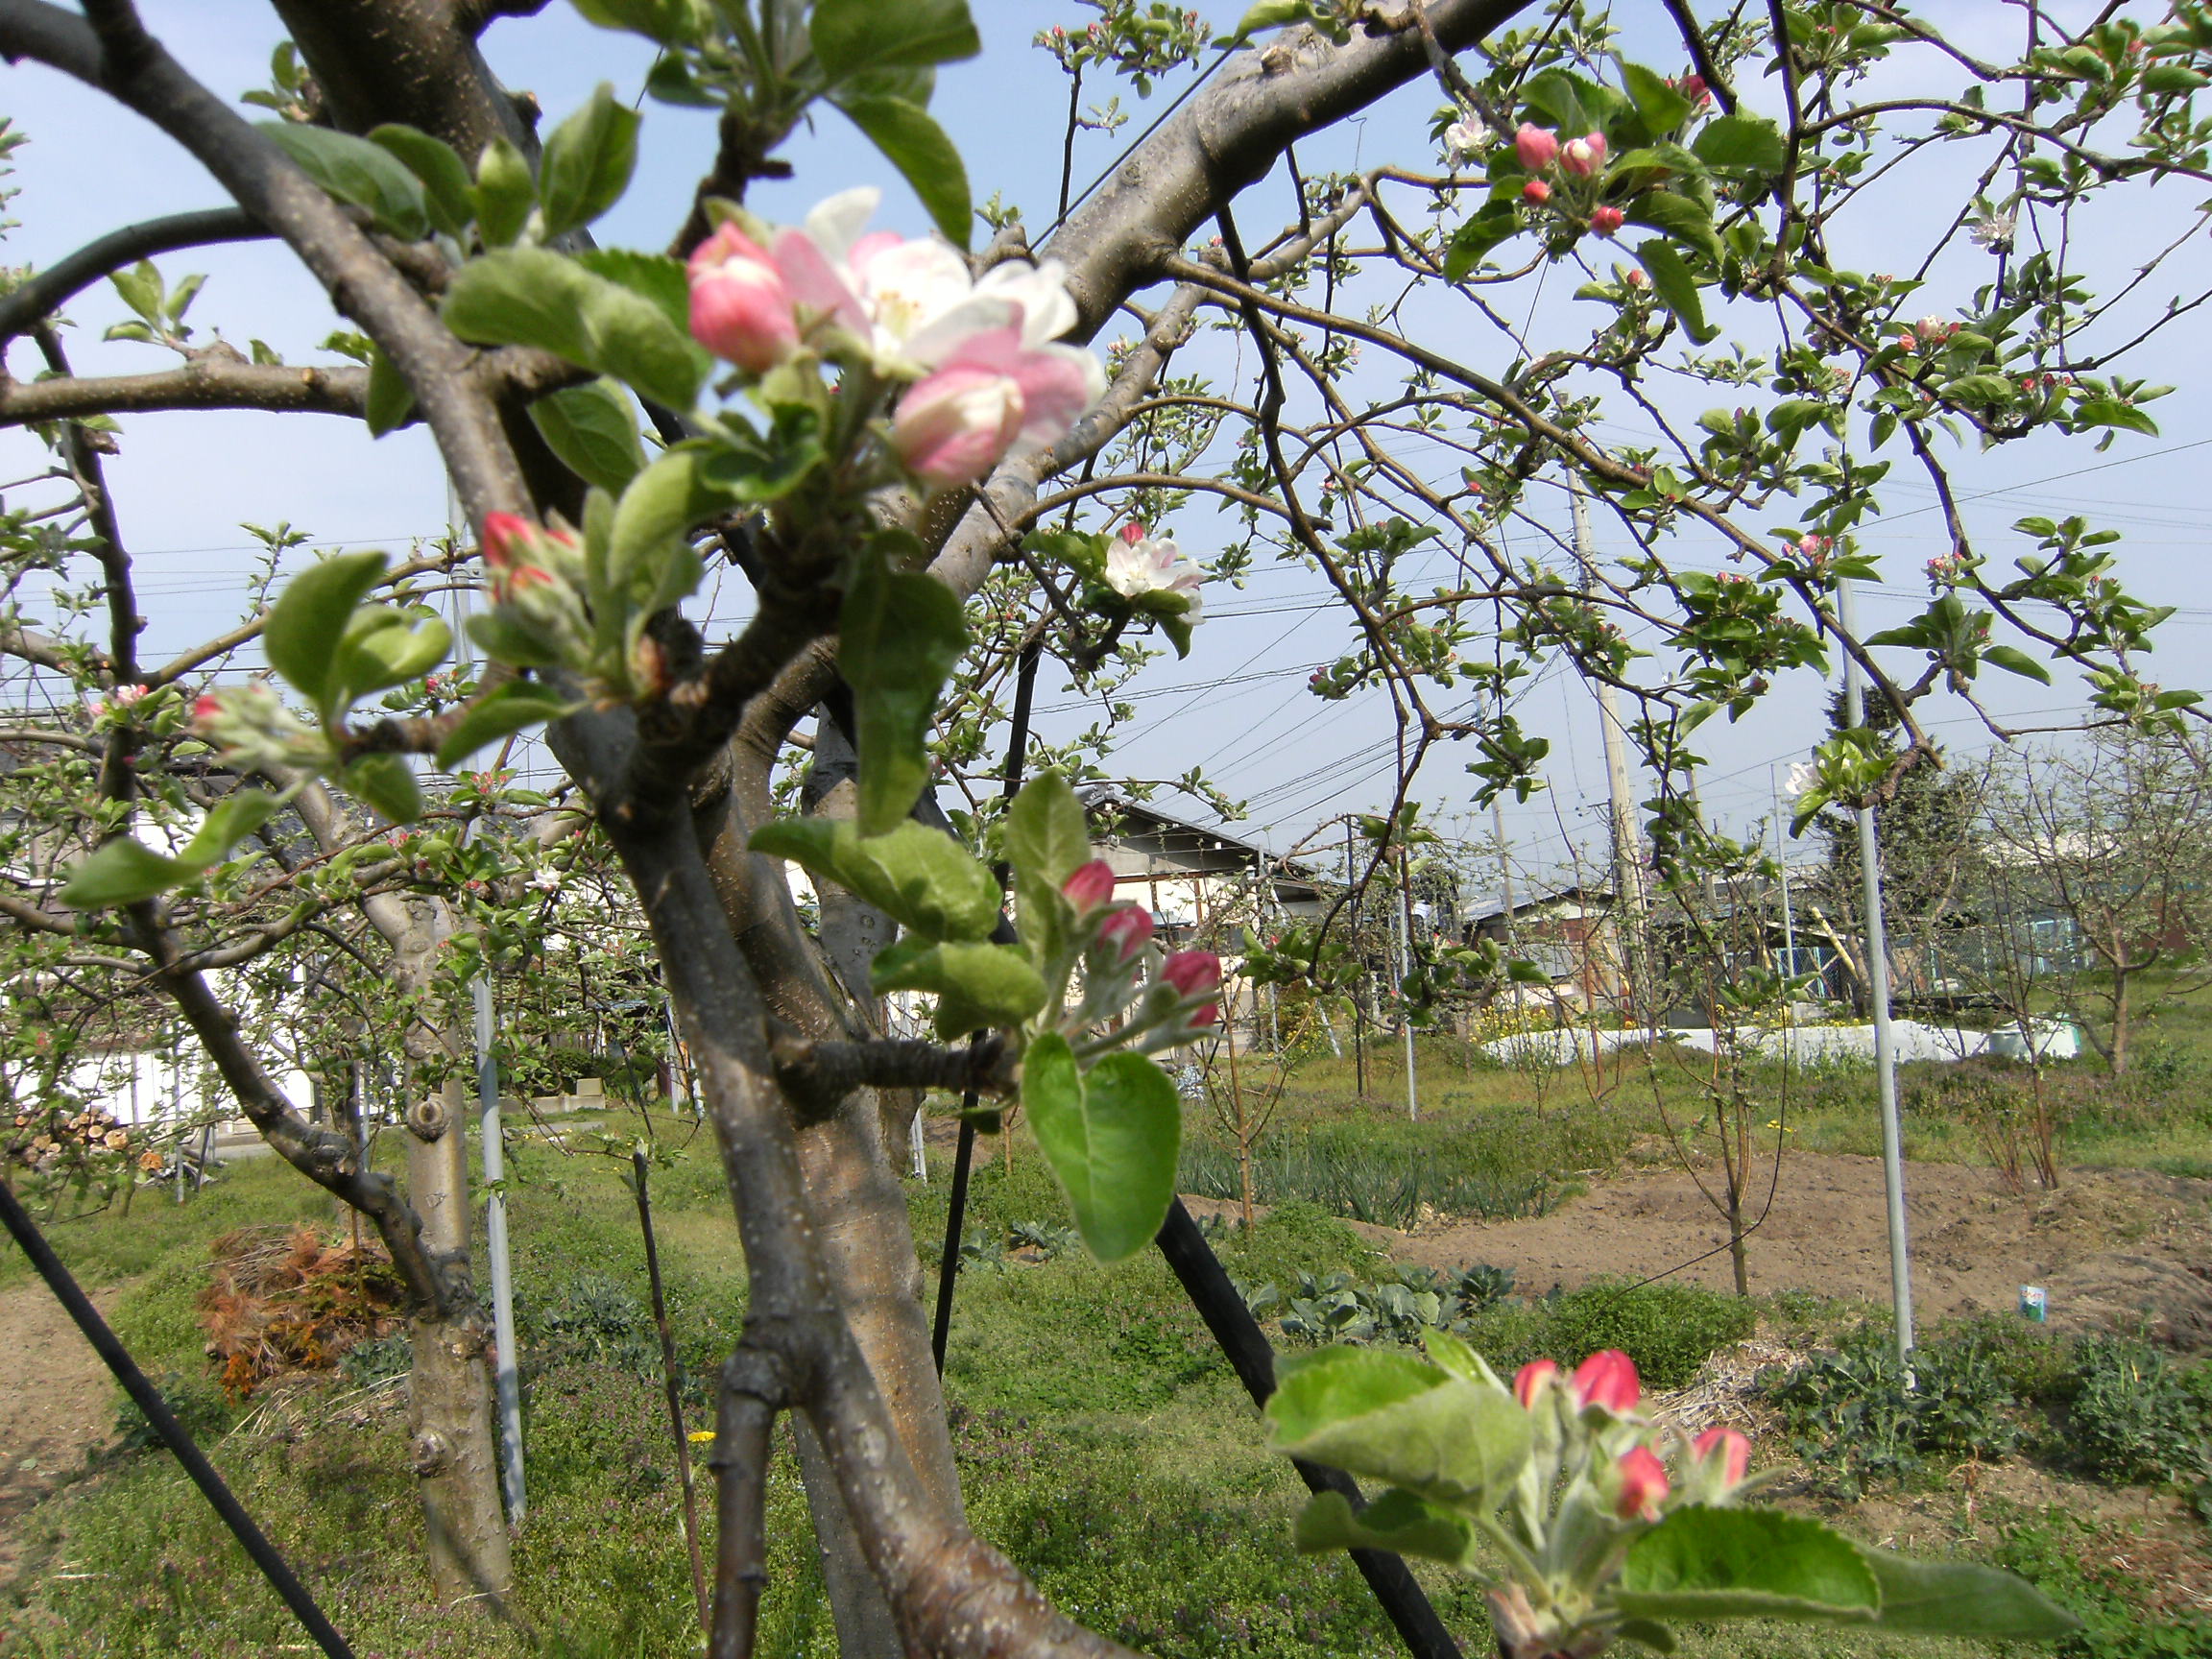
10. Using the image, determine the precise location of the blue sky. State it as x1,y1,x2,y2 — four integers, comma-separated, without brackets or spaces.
3,2,2204,886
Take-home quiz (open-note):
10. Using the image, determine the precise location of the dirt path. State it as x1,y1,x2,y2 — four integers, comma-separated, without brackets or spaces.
1380,1152,2212,1344
0,1280,124,1585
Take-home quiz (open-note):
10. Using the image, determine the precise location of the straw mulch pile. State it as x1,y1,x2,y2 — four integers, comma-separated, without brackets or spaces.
196,1224,405,1399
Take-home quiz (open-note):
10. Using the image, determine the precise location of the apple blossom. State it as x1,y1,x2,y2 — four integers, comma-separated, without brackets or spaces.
1095,905,1154,962
1693,1425,1751,1488
1560,133,1606,177
1590,204,1624,236
1522,179,1551,204
686,222,799,373
1104,532,1206,623
1514,123,1559,170
1512,1358,1558,1408
891,362,1027,487
1160,950,1221,997
1610,1445,1670,1521
1062,859,1117,913
1570,1348,1641,1414
1443,118,1488,159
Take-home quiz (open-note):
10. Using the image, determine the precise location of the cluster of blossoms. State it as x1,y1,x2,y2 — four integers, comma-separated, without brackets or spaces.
686,187,1104,489
84,683,150,722
1052,858,1221,1057
1898,314,1960,351
1516,125,1624,236
192,683,333,774
1490,1350,1754,1647
1103,521,1206,621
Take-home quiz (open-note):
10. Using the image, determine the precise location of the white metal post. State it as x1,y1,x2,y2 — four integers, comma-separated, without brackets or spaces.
1839,578,1916,1362
472,972,525,1520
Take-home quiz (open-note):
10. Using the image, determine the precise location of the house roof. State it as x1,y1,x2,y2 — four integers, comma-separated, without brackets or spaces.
1080,789,1325,890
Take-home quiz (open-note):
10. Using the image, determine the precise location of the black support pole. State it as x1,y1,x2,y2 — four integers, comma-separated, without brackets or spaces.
0,1178,356,1659
1155,1198,1465,1659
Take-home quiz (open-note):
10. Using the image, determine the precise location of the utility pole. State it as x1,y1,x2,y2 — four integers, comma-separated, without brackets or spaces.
1344,817,1366,1096
1395,843,1419,1121
1770,767,1799,979
1839,577,1916,1363
1570,475,1648,1025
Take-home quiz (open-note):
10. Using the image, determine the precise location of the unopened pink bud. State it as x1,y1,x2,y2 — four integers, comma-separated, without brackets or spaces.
1693,1426,1750,1487
892,366,1025,488
1522,179,1551,204
1513,1358,1558,1409
1119,521,1148,543
1571,1349,1640,1414
1614,1445,1670,1521
1160,950,1221,997
481,512,533,570
687,221,800,374
193,693,223,725
1590,204,1624,236
1514,123,1559,171
1062,859,1116,913
1568,132,1607,176
1096,904,1153,962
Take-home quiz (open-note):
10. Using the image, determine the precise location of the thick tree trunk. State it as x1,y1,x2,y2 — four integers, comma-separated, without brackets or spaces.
402,1077,514,1607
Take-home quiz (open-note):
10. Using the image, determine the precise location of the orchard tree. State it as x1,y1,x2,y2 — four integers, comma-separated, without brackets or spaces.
6,0,2202,1652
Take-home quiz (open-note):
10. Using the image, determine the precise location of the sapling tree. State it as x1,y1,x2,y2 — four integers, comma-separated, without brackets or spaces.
3,0,2203,1652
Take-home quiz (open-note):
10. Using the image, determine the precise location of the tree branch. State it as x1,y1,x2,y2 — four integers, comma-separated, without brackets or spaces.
0,205,267,342
0,353,369,425
770,1032,1015,1116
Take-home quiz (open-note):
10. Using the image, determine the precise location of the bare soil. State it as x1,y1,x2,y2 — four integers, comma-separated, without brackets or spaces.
1198,1151,2212,1349
0,1281,123,1586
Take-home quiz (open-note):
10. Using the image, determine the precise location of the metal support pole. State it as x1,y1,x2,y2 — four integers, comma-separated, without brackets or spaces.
1839,579,1916,1362
1345,819,1366,1096
1571,474,1649,1023
0,1178,356,1659
472,972,526,1520
1772,768,1799,979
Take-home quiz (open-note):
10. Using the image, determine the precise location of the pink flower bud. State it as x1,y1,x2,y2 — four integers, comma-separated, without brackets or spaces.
1571,1349,1641,1415
481,512,533,571
1096,904,1154,962
687,222,799,374
1522,179,1552,204
193,693,222,726
1614,1445,1670,1521
1693,1426,1750,1488
1561,133,1606,177
892,365,1026,488
1514,123,1559,171
1590,204,1625,236
1189,1002,1219,1027
1160,950,1221,997
1062,859,1117,913
1626,267,1650,289
1119,521,1148,543
1513,1358,1559,1409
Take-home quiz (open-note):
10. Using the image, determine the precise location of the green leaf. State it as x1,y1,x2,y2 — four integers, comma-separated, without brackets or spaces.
332,607,451,702
606,444,727,607
750,818,1000,943
871,938,1046,1038
366,125,473,238
1266,1348,1533,1506
1982,643,2054,685
1624,191,1724,267
1693,113,1789,175
538,84,641,239
570,0,706,46
841,555,970,836
1022,1036,1181,1263
529,377,645,493
468,609,566,670
1443,208,1522,282
1005,770,1091,889
258,122,429,239
108,259,162,325
178,789,283,866
1291,1487,1479,1569
1634,239,1717,344
341,753,423,825
364,347,416,438
443,246,707,412
58,837,195,908
573,249,691,337
1619,60,1695,137
265,550,388,707
436,682,581,769
1616,1508,1881,1624
1616,1619,1676,1653
811,0,978,84
471,137,536,249
831,94,971,250
1855,1545,2080,1639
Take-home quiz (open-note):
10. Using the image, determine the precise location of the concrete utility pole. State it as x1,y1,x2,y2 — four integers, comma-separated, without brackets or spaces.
1770,767,1799,979
1344,817,1366,1096
1839,578,1916,1363
1570,475,1649,1022
1395,844,1418,1121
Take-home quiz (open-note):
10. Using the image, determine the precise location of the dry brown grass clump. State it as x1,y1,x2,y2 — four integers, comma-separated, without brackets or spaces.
196,1223,404,1399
